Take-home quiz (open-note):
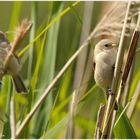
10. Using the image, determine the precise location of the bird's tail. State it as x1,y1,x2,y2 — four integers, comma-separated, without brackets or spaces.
12,74,28,93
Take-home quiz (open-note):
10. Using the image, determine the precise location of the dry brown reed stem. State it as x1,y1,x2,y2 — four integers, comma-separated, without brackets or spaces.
122,63,134,107
117,31,140,103
108,29,140,138
10,96,16,139
126,46,140,118
101,1,131,138
94,104,105,139
127,79,140,119
108,7,140,138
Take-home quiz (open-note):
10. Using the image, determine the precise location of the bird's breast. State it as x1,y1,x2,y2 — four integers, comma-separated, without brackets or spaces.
94,52,115,90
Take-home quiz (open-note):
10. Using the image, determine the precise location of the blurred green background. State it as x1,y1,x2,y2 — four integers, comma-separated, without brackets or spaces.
0,1,139,139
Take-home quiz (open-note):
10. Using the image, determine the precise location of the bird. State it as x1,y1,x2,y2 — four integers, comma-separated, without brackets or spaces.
93,39,118,98
0,31,27,93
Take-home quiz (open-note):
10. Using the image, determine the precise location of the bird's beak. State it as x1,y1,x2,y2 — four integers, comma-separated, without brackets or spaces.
112,43,117,47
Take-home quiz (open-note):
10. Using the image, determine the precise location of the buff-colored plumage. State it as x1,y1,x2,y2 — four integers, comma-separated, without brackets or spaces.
94,39,117,94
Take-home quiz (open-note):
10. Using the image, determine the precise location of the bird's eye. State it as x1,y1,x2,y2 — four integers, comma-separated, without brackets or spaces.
104,44,109,47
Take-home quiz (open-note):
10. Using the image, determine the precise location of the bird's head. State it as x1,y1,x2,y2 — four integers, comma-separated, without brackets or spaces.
94,39,117,55
97,39,117,49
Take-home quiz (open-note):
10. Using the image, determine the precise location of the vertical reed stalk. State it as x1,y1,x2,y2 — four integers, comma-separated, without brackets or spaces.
108,7,140,138
101,1,131,138
10,96,16,139
122,61,134,107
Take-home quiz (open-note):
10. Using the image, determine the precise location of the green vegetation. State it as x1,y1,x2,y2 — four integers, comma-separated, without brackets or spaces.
0,1,139,139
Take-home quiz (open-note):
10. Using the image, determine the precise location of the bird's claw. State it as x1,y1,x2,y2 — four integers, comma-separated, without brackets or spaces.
107,88,118,110
107,88,114,96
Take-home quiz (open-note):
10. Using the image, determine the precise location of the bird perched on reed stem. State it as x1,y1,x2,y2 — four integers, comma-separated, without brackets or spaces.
0,31,27,93
93,39,118,98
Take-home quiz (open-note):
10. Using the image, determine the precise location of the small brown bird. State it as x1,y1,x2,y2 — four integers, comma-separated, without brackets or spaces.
93,39,118,97
0,31,27,93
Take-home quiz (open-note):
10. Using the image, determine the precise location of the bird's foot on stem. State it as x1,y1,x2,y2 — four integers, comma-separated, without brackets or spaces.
107,88,114,96
107,88,118,111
